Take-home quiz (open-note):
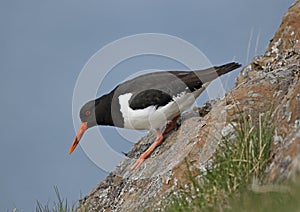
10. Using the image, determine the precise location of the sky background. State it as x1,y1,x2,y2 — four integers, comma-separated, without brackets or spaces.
0,0,295,211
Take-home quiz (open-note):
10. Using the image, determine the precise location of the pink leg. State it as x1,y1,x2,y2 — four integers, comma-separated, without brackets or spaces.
130,130,163,170
163,115,180,134
130,116,179,170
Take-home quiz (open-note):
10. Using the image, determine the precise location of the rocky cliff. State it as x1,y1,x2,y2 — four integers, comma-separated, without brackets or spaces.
77,1,300,211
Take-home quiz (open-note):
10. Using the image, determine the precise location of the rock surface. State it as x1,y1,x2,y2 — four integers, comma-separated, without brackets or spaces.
77,1,300,211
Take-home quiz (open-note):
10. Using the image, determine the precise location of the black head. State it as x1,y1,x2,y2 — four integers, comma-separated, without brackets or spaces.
69,94,115,154
79,100,98,128
79,94,114,128
68,101,96,154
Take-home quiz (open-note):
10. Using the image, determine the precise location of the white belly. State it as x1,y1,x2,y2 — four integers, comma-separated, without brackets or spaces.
118,84,208,130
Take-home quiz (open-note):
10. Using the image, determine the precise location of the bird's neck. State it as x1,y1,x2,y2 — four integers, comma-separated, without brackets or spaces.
94,93,114,126
94,89,123,127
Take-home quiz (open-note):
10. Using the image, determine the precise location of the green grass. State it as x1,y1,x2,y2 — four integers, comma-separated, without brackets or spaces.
11,111,300,211
166,111,278,211
35,186,76,212
9,186,88,212
228,181,300,212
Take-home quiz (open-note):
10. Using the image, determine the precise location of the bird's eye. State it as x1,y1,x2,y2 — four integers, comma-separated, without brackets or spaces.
85,110,91,116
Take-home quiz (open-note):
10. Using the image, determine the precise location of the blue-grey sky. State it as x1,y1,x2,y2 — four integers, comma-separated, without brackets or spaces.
0,1,294,211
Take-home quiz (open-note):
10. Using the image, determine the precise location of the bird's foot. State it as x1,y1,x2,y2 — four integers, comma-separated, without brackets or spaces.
130,156,146,170
130,131,163,170
129,116,180,170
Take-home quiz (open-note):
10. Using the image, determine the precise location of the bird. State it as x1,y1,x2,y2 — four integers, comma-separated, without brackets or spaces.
69,62,241,169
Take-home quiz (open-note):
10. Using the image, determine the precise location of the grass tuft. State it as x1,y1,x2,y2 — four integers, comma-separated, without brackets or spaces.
167,111,275,211
35,186,76,212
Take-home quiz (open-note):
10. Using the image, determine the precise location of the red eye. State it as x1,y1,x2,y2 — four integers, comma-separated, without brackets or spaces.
85,110,91,116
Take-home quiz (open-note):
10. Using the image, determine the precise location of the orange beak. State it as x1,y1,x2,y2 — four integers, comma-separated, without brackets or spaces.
69,122,88,154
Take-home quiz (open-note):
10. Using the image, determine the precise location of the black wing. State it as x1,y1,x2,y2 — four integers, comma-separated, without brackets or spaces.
113,62,241,110
129,89,172,110
168,62,242,91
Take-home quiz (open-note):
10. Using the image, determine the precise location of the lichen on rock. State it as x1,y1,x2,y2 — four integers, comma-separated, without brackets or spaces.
77,2,300,211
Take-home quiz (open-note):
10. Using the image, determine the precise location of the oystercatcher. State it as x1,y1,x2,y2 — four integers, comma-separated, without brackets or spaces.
69,62,241,169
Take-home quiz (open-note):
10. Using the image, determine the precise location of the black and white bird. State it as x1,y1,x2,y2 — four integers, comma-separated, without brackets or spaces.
69,62,241,169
